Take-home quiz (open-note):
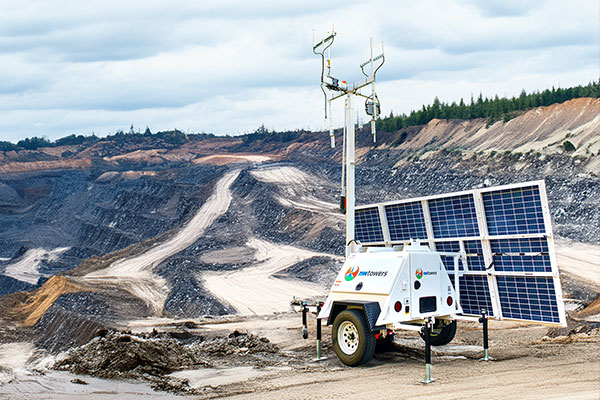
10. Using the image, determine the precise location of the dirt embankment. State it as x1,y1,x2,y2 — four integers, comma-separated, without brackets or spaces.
392,97,600,157
2,98,598,178
0,276,87,327
0,158,92,174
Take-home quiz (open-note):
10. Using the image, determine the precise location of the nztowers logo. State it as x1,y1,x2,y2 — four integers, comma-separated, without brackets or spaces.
345,266,360,281
415,268,423,279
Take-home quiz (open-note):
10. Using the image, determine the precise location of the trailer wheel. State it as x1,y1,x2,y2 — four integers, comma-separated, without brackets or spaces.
332,309,375,366
419,320,457,346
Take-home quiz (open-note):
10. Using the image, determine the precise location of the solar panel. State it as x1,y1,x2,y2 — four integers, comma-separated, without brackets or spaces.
429,194,479,238
483,186,545,235
496,276,560,323
450,274,495,317
354,180,566,325
385,201,427,241
354,207,384,243
435,241,461,271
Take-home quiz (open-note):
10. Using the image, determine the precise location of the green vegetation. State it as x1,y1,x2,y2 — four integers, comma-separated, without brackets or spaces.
0,126,205,151
242,124,306,143
55,134,99,147
159,130,189,145
562,140,576,152
102,128,191,145
0,141,19,151
377,81,600,132
16,136,53,150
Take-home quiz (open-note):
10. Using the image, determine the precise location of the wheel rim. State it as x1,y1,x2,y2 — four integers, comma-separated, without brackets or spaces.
338,320,360,355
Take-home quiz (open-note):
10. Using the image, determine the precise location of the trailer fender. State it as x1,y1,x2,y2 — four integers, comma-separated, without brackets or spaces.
327,300,383,332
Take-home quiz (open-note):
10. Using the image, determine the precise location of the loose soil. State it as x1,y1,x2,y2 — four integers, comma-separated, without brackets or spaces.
4,313,596,399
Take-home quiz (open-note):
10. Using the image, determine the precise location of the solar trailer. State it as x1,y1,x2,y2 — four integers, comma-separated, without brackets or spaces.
309,29,565,372
319,179,567,368
318,181,566,368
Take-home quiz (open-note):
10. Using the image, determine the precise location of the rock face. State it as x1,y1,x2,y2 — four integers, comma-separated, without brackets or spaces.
389,98,600,159
0,165,224,264
0,98,598,340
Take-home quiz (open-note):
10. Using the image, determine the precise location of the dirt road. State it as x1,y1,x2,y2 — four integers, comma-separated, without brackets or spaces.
250,165,342,217
3,247,70,285
225,347,600,400
555,239,600,288
197,315,600,400
82,169,241,314
201,238,341,315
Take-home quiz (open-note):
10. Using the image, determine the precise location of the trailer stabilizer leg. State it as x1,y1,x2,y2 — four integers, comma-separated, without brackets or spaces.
302,303,308,339
478,309,495,361
313,304,328,362
421,318,435,384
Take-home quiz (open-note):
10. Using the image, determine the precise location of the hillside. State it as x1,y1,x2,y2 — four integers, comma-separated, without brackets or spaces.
384,97,600,160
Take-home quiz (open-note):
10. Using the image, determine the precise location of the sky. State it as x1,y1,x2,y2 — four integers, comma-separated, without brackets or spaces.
0,0,598,142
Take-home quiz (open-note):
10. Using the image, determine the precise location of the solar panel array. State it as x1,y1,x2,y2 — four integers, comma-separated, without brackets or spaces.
354,180,565,325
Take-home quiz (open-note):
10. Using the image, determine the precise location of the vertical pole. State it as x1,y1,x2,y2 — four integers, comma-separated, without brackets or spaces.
340,107,347,214
479,309,495,361
313,304,327,361
316,312,322,358
328,99,335,148
421,318,435,384
370,37,377,143
302,305,308,339
345,93,355,257
453,255,460,307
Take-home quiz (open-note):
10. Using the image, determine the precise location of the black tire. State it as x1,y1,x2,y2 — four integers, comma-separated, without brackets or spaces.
375,332,396,354
332,309,376,366
419,320,457,346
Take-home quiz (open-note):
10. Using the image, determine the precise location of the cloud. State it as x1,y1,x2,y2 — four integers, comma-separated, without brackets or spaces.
0,0,597,142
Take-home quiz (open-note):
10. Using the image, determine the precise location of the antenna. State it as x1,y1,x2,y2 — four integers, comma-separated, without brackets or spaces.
313,26,336,148
313,28,385,256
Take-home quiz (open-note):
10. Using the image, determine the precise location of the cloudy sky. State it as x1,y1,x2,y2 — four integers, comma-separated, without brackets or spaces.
0,0,597,142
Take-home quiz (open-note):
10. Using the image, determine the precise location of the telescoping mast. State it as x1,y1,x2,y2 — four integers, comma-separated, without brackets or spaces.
312,27,384,257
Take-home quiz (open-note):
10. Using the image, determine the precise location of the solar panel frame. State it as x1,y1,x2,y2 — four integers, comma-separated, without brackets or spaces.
354,180,566,326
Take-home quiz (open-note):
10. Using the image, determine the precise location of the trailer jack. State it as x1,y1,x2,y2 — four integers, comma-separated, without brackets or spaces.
421,318,435,384
479,309,495,361
314,304,327,362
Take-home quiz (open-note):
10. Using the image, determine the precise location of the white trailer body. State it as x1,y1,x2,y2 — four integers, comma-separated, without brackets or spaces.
319,242,461,328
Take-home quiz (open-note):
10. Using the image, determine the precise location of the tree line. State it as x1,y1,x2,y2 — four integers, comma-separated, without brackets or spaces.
0,126,213,151
241,124,307,144
376,81,600,132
